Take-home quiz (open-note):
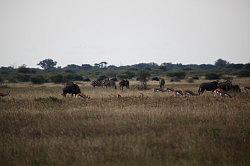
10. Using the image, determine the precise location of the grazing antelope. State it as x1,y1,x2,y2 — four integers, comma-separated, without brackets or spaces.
182,90,198,97
78,93,90,99
213,88,231,98
173,90,183,97
153,88,166,92
166,88,175,93
0,91,10,98
117,94,122,98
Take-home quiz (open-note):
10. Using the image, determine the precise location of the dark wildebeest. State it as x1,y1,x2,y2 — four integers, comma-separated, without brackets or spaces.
119,79,129,90
159,78,165,89
218,80,233,91
62,82,81,97
102,78,117,89
198,81,218,95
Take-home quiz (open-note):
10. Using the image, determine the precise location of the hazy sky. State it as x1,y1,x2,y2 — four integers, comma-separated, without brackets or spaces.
0,0,250,67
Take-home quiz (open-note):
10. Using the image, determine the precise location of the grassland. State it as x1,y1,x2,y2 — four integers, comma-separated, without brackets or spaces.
0,79,250,166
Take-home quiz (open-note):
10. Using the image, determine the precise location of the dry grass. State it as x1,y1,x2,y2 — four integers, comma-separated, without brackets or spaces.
0,79,250,166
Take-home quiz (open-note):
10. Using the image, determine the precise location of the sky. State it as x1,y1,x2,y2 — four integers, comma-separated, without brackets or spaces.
0,0,250,68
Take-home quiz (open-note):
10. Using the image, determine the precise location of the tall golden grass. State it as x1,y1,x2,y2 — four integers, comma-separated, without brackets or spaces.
0,79,250,165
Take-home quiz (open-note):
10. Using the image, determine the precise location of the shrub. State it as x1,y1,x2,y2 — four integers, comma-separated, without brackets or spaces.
151,77,160,81
82,77,91,82
50,74,65,83
186,77,194,83
205,73,221,80
166,71,186,79
0,77,3,84
170,76,181,82
30,75,46,84
15,74,30,82
236,70,250,77
97,75,108,81
117,71,135,80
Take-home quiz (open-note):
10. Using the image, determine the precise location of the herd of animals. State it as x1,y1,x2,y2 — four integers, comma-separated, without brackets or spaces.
0,78,250,99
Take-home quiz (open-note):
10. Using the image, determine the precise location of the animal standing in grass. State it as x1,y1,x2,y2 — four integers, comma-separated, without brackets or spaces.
198,81,218,95
119,79,129,90
0,91,10,98
62,82,81,97
213,88,231,98
159,78,165,89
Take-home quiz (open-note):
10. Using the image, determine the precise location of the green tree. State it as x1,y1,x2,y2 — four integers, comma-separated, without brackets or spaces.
37,59,57,70
215,59,229,67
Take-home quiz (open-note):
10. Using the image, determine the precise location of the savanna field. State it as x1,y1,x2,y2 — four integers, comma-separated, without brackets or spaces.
0,79,250,166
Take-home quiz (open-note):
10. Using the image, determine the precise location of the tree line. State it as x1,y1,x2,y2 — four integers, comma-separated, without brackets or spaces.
0,58,249,84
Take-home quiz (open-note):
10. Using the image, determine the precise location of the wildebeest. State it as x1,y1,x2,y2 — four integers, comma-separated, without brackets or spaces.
217,80,233,91
119,79,129,90
198,81,218,95
102,78,117,89
62,82,81,97
159,78,165,89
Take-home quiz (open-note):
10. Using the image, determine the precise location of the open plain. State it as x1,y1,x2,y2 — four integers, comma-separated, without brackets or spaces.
0,79,250,166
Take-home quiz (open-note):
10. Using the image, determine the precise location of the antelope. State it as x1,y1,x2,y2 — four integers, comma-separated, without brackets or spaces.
153,88,167,92
182,90,198,97
213,88,231,98
117,94,122,98
0,91,10,97
173,90,183,97
78,93,90,99
166,88,175,93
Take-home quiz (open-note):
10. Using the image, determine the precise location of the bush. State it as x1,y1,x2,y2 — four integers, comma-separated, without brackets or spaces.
236,70,250,77
15,74,30,82
97,75,108,81
82,77,91,82
117,71,135,80
64,74,83,81
30,75,46,84
170,76,181,82
50,74,65,83
151,77,160,81
205,73,221,80
0,77,3,84
186,77,194,83
167,71,186,79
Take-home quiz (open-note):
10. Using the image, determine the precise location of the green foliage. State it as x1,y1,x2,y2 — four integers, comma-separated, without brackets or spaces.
50,74,65,83
205,73,221,80
215,59,229,67
0,76,3,84
137,70,151,82
235,70,250,77
118,71,135,80
37,59,57,70
16,74,30,82
31,75,46,84
166,71,186,79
